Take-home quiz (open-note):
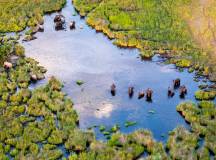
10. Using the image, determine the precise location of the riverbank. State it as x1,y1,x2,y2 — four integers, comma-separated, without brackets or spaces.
73,0,216,82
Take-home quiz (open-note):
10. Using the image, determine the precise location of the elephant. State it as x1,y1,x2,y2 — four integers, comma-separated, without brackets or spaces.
55,21,64,30
128,87,134,98
173,78,181,88
54,15,65,30
111,83,116,96
168,87,175,97
138,91,145,99
70,21,76,30
54,14,65,23
146,88,153,101
179,85,187,98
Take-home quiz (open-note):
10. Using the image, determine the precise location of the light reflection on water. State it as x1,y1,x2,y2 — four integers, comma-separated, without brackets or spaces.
24,0,215,142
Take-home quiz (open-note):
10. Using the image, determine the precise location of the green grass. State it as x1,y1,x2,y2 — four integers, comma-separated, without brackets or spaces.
0,0,66,32
73,0,216,80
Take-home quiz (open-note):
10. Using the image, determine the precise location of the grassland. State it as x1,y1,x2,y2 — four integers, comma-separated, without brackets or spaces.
0,0,66,33
73,0,216,81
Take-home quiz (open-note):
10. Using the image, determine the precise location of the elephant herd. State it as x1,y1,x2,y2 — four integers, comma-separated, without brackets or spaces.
54,14,76,30
171,78,188,98
110,78,187,101
111,84,153,102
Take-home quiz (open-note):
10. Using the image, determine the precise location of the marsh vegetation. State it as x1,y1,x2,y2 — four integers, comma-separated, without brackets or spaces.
0,0,216,159
73,0,216,81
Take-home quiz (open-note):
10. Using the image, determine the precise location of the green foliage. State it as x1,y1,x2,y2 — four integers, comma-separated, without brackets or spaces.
65,129,94,152
124,121,137,127
166,126,198,159
76,80,84,86
195,90,216,100
0,36,13,62
73,0,216,80
0,0,66,32
15,44,25,57
177,102,216,154
48,129,65,145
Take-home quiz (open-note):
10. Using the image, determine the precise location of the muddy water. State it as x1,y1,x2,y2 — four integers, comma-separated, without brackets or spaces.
23,0,208,142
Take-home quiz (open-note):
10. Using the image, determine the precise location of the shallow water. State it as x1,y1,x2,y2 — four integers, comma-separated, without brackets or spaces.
23,0,212,142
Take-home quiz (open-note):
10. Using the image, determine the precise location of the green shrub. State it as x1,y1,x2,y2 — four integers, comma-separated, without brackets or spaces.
195,90,216,100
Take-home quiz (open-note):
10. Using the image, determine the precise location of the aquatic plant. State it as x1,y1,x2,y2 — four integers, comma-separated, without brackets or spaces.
76,80,84,86
48,129,65,145
99,125,106,132
15,44,25,57
65,129,94,152
124,121,137,127
195,90,216,100
177,101,216,155
110,124,120,133
166,126,198,159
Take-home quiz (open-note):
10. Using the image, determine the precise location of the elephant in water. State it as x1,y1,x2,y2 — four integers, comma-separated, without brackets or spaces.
110,83,116,96
69,21,76,30
173,78,181,88
168,87,175,97
128,87,134,98
146,88,153,101
54,14,65,30
138,91,145,99
179,85,187,98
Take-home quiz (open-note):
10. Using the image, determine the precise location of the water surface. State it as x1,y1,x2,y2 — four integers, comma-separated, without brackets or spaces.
23,0,210,142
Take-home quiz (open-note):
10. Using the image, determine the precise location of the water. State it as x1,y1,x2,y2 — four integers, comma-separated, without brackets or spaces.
22,0,211,142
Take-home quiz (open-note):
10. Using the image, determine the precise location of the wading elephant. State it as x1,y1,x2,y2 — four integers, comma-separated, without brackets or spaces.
110,83,116,96
173,78,181,88
168,87,175,97
138,91,145,99
179,85,187,98
69,21,76,30
146,88,153,101
54,15,65,30
128,87,134,98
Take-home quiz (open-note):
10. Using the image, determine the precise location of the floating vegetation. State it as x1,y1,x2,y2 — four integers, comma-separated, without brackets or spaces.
110,124,120,133
198,84,208,90
76,80,84,86
148,110,156,114
124,121,137,127
195,90,216,100
99,125,106,132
